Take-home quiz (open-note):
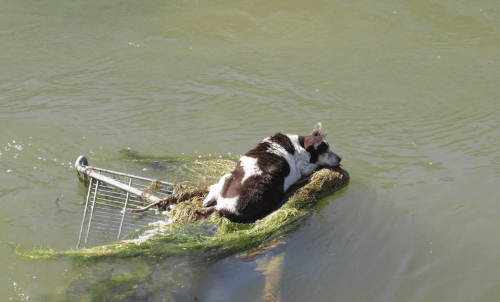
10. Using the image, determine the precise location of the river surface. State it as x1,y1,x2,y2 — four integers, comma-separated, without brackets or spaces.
1,0,500,301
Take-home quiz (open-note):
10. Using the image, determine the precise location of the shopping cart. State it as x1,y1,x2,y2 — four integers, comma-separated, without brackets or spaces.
75,155,172,248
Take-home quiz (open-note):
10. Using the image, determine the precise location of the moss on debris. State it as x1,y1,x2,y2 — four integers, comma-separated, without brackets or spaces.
16,158,349,263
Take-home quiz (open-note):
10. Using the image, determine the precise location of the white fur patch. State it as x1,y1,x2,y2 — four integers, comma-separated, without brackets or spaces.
240,156,262,183
216,196,239,215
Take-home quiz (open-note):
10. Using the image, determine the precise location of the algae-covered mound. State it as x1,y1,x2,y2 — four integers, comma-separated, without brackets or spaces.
16,158,349,263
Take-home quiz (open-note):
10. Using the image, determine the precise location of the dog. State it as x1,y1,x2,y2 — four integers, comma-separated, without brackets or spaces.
203,122,342,223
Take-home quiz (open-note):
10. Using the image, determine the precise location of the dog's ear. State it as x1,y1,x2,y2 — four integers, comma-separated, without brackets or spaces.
304,135,327,151
312,122,323,136
313,135,327,149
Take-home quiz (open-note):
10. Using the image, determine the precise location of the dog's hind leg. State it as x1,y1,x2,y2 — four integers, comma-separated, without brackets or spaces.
203,194,217,207
202,174,230,207
203,186,218,207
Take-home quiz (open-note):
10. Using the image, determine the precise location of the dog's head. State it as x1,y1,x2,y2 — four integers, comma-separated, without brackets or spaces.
302,122,342,166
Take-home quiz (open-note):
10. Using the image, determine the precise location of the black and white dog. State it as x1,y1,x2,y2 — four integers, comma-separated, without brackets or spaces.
203,123,342,222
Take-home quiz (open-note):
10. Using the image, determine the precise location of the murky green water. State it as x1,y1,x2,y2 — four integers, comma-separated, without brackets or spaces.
1,0,499,300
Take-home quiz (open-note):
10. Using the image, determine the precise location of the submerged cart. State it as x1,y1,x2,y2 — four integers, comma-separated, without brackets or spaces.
75,155,172,248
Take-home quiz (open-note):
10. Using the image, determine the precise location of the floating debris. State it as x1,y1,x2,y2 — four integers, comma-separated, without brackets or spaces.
16,155,349,263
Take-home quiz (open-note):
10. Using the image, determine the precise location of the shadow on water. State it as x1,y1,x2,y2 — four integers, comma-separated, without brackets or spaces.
43,226,294,301
46,217,312,302
48,252,269,301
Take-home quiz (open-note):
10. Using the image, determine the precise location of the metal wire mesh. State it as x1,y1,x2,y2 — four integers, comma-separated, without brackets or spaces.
76,156,173,249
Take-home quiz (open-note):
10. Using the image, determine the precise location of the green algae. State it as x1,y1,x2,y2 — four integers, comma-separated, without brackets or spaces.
91,272,147,300
16,157,349,263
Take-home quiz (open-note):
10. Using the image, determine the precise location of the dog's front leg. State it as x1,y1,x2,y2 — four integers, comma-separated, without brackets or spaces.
296,159,317,176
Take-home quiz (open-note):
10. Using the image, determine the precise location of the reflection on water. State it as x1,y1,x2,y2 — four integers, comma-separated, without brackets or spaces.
1,0,500,300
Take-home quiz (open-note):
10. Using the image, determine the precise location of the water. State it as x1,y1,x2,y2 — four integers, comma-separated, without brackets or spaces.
1,0,499,300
